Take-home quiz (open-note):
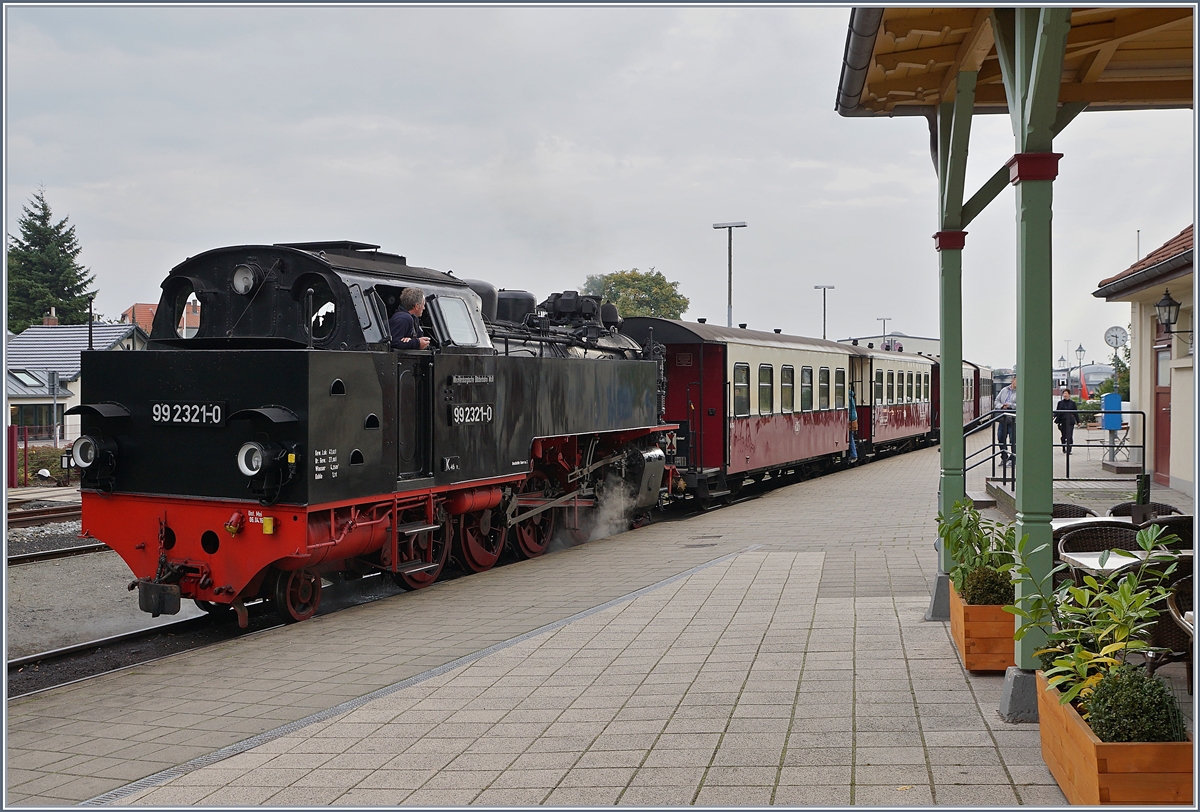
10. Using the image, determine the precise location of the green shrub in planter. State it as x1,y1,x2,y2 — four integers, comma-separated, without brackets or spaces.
1086,664,1187,743
962,565,1015,606
936,499,1017,604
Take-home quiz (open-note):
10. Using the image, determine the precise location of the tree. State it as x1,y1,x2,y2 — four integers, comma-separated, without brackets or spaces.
7,187,95,333
581,267,689,319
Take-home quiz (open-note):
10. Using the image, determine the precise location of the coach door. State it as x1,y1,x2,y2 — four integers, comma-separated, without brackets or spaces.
397,358,431,478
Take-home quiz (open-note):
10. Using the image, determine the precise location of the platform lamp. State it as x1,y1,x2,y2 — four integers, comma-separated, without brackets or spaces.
713,221,747,327
1058,355,1068,390
814,285,834,340
1075,344,1086,398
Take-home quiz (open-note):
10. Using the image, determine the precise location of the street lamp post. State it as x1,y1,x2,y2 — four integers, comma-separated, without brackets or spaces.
1057,355,1068,388
814,285,834,339
1075,344,1086,397
877,317,891,347
713,222,747,327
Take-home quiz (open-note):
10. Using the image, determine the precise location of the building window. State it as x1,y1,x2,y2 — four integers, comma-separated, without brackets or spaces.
834,368,846,409
887,371,894,404
874,369,884,405
733,363,750,417
758,364,773,415
801,367,814,411
781,366,794,414
1157,350,1171,387
818,368,830,410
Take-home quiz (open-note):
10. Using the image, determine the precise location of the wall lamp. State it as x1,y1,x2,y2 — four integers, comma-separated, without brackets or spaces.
1155,289,1191,335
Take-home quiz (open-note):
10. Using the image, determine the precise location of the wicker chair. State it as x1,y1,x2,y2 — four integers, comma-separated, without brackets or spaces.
1107,500,1183,518
1139,514,1195,549
1145,565,1194,691
1058,525,1142,586
1052,503,1099,519
1164,574,1193,695
1051,520,1138,586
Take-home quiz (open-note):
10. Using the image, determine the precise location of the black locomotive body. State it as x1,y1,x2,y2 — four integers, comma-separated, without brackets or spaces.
73,242,669,624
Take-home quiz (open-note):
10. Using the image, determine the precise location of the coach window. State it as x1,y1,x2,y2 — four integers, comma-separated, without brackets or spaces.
733,363,750,417
834,368,846,409
800,366,813,411
887,371,894,404
907,371,914,402
924,372,930,401
874,369,884,405
781,366,794,413
758,364,773,415
817,368,830,410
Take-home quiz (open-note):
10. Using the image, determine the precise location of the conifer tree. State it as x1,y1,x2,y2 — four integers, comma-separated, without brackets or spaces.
7,187,95,333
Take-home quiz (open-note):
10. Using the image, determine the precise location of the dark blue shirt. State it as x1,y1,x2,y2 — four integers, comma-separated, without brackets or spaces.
389,309,423,349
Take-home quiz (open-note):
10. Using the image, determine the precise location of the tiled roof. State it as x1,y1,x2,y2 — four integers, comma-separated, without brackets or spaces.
7,368,72,398
5,323,148,380
1097,225,1193,287
121,303,158,333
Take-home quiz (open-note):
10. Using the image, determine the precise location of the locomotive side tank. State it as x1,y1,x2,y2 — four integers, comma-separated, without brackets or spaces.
72,242,666,624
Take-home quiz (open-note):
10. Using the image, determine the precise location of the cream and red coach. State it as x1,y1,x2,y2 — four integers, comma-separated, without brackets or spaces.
71,242,669,625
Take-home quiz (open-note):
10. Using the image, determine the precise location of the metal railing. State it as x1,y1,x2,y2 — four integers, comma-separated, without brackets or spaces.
963,408,1147,491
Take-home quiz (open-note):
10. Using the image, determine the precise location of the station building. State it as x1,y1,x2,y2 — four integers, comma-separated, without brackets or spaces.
1093,224,1193,492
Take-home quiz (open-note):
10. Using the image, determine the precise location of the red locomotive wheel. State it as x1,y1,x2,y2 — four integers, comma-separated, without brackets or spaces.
274,568,322,623
456,509,507,573
395,522,449,590
513,472,556,559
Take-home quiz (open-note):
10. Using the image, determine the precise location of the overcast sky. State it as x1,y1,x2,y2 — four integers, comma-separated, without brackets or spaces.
5,6,1194,369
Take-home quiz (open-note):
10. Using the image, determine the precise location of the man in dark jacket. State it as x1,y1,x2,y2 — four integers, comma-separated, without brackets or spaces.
389,287,430,350
1054,386,1079,455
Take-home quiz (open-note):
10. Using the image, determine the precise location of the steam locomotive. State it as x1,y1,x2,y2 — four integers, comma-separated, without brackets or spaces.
70,241,670,625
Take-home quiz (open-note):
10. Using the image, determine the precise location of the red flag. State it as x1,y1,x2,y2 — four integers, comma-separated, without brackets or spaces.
1079,373,1089,401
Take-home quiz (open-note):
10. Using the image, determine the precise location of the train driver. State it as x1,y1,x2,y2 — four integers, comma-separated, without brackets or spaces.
390,287,431,350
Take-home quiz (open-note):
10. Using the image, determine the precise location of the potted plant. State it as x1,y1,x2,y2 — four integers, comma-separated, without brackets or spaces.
1006,525,1192,805
936,499,1017,671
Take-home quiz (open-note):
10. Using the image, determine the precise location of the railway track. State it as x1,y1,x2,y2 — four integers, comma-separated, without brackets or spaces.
7,503,82,528
8,542,111,567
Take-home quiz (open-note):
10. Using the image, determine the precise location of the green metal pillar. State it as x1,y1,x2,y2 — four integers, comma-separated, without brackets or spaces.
926,72,977,621
992,7,1071,713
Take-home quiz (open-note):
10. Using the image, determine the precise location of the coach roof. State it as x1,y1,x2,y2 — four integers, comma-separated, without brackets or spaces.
622,317,862,355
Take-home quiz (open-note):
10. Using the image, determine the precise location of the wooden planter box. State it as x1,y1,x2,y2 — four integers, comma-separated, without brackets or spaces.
1037,671,1193,805
948,582,1015,671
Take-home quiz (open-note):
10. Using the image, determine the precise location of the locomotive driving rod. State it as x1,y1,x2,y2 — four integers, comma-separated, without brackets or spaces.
506,490,597,527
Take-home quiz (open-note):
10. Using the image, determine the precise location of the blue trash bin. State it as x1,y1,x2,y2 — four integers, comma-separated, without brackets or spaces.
1100,392,1122,431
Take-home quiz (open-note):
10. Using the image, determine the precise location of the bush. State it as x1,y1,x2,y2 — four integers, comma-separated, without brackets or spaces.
13,444,72,485
962,565,1015,606
1086,664,1187,743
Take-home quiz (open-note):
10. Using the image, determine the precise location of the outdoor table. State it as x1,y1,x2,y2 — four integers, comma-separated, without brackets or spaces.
1050,516,1135,533
1059,548,1193,578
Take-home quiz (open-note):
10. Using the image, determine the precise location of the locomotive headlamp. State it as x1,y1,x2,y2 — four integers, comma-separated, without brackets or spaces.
237,442,267,477
231,264,261,296
73,435,100,468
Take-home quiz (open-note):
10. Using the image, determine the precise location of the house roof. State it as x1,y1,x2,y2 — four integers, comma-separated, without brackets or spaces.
837,8,1194,117
5,323,148,380
7,368,72,398
1093,224,1193,300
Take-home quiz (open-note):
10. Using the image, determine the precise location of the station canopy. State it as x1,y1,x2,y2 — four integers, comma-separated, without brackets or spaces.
837,7,1194,116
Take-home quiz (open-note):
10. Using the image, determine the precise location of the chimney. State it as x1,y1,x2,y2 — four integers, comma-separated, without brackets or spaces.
42,306,59,326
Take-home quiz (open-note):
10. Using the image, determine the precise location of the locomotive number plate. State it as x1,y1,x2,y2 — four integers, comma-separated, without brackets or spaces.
151,401,227,426
450,403,494,424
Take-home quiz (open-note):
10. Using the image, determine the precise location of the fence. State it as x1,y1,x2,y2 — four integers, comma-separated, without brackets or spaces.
6,424,85,488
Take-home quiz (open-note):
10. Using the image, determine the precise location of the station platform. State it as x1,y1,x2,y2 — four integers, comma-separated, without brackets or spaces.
8,446,1174,807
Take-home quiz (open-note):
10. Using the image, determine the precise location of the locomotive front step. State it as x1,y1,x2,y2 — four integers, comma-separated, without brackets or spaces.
393,521,442,537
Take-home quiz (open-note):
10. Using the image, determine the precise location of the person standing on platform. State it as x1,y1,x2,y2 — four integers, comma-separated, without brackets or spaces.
1054,387,1079,455
847,386,859,462
995,374,1017,466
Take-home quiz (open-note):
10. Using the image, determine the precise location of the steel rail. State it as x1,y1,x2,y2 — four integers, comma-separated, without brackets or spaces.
7,503,83,528
8,542,111,567
6,616,217,670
